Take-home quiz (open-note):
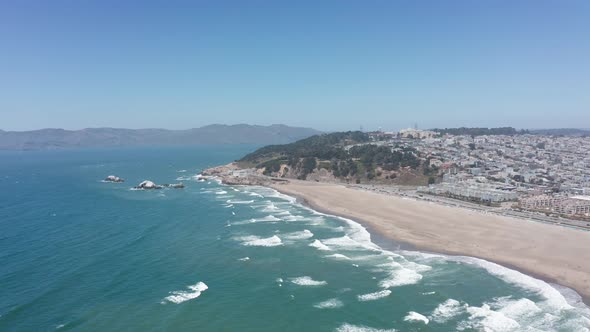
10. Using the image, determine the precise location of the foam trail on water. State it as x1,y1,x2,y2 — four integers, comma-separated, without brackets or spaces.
357,290,392,302
430,299,465,323
313,298,344,309
240,235,283,247
336,324,397,332
325,253,351,260
290,276,327,286
282,229,314,240
162,282,208,304
227,199,255,204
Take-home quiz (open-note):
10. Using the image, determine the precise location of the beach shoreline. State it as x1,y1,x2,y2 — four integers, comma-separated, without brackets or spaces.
267,179,590,306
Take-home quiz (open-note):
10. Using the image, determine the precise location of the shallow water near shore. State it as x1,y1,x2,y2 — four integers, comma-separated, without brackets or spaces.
1,145,590,331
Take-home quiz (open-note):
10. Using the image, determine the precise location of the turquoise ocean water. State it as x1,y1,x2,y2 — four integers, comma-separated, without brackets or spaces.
1,145,590,331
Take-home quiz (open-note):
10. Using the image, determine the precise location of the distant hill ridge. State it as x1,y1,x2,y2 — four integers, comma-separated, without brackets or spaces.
0,124,322,150
529,128,590,136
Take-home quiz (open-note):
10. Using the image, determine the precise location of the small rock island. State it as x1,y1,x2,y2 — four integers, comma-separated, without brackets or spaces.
134,180,162,190
104,175,124,183
133,181,185,190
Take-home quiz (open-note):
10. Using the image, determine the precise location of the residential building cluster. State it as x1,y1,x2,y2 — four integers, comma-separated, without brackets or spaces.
519,195,590,216
368,129,590,216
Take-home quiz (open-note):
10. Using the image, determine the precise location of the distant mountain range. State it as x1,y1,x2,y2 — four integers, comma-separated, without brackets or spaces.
0,124,322,150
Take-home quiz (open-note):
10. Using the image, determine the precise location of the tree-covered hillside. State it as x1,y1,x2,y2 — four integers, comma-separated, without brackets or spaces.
238,131,426,183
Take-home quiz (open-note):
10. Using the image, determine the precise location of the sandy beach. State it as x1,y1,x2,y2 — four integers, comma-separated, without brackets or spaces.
269,179,590,302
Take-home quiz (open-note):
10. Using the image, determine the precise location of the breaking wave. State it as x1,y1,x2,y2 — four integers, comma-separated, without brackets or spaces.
283,229,314,240
235,235,283,247
336,324,397,332
404,311,429,324
357,290,391,302
313,298,344,309
290,276,327,286
161,282,208,304
309,239,331,251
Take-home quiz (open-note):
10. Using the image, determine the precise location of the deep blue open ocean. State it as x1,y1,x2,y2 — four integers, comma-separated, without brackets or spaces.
1,145,590,331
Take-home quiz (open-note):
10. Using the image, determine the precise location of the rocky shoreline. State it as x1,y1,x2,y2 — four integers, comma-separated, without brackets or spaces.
201,163,289,186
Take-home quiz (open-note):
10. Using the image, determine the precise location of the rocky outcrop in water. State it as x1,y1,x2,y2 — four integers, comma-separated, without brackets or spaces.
104,175,124,183
134,180,162,190
202,163,275,186
134,180,185,190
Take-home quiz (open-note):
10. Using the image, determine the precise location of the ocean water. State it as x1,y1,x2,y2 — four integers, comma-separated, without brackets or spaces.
1,145,590,332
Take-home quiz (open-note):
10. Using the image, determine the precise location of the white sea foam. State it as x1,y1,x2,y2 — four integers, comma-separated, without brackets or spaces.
264,189,297,203
336,323,397,332
258,215,282,222
305,210,378,250
379,267,423,288
303,216,327,226
177,169,187,173
325,253,351,260
449,256,573,310
284,214,307,221
322,235,367,249
290,276,327,286
162,281,208,304
261,202,279,212
226,199,254,204
402,261,432,273
309,239,331,251
283,229,314,240
349,254,385,262
233,215,282,224
430,299,465,323
357,289,392,302
215,190,228,195
231,219,256,226
313,298,344,309
238,257,250,261
404,311,429,324
458,303,520,331
242,235,283,247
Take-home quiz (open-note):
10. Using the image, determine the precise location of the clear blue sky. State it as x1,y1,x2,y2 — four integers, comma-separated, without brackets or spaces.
1,1,589,131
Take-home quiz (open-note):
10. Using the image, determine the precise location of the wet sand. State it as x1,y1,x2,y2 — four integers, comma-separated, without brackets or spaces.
269,180,590,303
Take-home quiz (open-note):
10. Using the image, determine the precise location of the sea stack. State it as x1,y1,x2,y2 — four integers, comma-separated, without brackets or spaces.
135,180,162,190
104,175,124,183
